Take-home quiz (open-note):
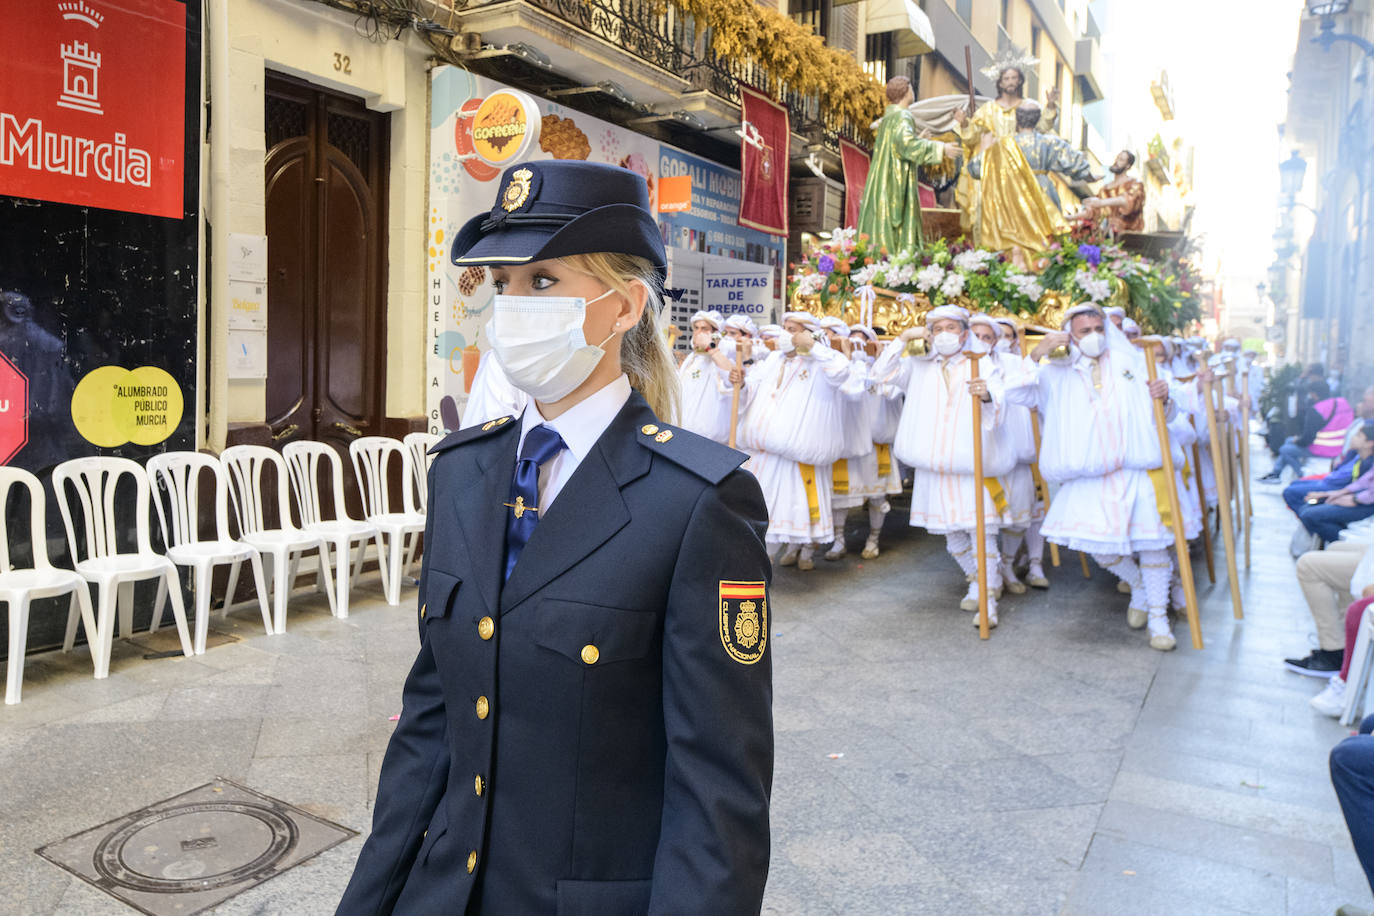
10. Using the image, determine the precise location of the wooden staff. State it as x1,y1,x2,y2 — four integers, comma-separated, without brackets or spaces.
1079,551,1092,578
1203,369,1244,620
1139,337,1203,650
727,344,744,449
1241,364,1253,569
970,353,990,640
1018,332,1060,568
1191,439,1217,583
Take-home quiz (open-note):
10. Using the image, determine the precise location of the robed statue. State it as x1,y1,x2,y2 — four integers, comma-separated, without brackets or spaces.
857,76,960,256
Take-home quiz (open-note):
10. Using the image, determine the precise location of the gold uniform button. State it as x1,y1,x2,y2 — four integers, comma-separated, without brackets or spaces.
420,604,426,619
474,775,484,796
477,616,494,640
467,850,477,873
581,644,599,665
641,424,659,435
475,696,490,719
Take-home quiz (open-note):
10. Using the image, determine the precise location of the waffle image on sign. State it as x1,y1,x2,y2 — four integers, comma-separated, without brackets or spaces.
473,96,527,158
540,115,591,160
458,266,486,297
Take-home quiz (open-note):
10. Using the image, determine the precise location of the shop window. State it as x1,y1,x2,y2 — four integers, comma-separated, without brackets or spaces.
790,0,828,39
864,31,894,84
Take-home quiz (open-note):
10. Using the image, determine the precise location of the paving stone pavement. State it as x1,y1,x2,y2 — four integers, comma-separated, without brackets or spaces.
1,466,1370,915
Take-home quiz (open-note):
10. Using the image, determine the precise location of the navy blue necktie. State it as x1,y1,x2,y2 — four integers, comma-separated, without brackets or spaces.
503,424,567,581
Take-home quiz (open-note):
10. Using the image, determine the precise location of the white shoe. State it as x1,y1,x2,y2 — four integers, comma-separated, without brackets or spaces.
1147,613,1176,651
972,598,999,628
825,541,847,561
861,535,880,560
1026,563,1049,589
1117,579,1132,594
1126,604,1147,629
798,547,815,572
1000,562,1027,595
1311,676,1347,718
778,546,799,567
960,580,979,611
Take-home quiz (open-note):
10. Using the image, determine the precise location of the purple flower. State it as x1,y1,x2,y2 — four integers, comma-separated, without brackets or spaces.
1080,244,1102,268
818,254,836,274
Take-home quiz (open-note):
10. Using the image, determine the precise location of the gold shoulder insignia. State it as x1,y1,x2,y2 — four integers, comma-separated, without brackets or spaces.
482,420,496,431
641,424,659,436
655,430,674,443
719,580,767,665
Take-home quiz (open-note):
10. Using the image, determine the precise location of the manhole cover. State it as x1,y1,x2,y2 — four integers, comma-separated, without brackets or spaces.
36,778,357,915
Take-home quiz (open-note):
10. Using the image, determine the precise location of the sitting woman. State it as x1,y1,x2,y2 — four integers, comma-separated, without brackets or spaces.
1298,422,1374,546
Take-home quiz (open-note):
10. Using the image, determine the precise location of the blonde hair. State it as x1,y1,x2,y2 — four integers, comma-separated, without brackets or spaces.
559,252,681,424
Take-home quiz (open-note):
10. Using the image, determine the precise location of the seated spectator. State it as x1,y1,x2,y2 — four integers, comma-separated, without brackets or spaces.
1304,537,1374,699
1296,422,1374,544
1345,385,1374,451
1284,437,1371,515
1261,382,1355,482
1285,535,1369,676
1329,713,1374,915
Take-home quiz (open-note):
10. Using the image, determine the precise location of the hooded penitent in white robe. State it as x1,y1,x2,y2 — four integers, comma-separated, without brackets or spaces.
737,341,850,545
872,342,1014,534
1037,327,1182,555
677,347,736,444
832,352,882,510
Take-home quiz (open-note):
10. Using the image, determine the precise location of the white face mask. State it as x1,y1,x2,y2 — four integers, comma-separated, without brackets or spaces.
967,336,992,355
995,338,1013,352
933,331,962,356
1076,331,1106,359
486,290,617,402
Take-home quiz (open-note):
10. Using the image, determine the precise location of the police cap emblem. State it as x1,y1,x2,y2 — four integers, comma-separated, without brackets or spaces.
501,167,534,212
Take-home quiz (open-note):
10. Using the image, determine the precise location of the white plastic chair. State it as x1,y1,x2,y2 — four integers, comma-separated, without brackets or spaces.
52,457,192,679
1343,608,1374,725
350,437,426,607
219,445,333,634
146,452,272,654
403,432,442,513
282,441,383,619
0,467,96,703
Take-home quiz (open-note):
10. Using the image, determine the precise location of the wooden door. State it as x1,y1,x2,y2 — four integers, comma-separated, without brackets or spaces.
263,74,388,454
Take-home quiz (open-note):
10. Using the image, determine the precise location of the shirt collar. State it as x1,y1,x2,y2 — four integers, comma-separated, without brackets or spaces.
518,374,632,463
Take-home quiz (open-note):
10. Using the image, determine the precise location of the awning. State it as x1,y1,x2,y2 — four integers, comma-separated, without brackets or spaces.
835,0,935,57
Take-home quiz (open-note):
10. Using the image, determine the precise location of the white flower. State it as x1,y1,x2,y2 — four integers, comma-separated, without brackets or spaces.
887,263,916,287
915,265,945,292
1007,273,1044,301
940,271,966,298
1074,268,1111,303
795,273,823,296
851,264,879,287
953,249,994,272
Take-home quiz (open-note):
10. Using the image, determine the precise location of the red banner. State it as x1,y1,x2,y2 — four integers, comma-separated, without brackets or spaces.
839,138,870,231
738,86,789,237
0,0,187,218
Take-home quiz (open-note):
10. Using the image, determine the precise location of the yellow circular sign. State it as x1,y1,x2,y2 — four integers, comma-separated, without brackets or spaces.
71,365,184,448
470,91,538,166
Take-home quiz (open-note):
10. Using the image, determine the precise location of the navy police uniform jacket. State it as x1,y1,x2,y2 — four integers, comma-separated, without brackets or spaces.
337,391,774,915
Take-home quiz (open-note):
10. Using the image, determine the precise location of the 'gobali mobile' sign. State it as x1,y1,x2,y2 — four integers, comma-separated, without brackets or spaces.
0,0,187,218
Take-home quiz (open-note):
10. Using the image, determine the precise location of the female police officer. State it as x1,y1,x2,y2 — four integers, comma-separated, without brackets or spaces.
337,160,773,916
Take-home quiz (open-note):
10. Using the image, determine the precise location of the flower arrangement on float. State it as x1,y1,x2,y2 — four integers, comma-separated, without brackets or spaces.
789,228,1204,337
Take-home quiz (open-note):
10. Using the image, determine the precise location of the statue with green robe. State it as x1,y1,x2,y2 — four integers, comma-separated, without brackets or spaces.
857,76,960,256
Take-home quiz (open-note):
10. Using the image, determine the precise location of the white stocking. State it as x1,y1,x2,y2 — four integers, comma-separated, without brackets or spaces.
1025,518,1046,566
1138,548,1173,615
867,500,888,537
946,531,977,578
1091,553,1143,595
1001,528,1025,563
832,508,847,541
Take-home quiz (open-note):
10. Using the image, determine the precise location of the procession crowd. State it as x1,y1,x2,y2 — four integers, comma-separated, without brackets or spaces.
464,299,1260,654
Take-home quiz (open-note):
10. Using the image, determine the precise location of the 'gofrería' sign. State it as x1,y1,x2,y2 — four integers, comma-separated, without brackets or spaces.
0,0,187,218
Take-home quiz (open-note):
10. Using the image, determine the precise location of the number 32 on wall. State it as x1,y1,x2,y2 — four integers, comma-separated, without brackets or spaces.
333,52,351,75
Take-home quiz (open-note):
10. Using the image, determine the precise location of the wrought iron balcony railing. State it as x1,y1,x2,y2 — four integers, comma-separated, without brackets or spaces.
513,0,865,148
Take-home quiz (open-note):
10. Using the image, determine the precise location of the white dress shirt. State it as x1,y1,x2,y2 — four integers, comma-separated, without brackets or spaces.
516,374,632,512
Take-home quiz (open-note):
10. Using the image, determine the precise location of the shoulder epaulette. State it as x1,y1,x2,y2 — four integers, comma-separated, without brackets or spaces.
634,422,747,485
430,415,516,454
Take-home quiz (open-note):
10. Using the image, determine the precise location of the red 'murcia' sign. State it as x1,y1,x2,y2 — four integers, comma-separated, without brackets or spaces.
0,0,186,218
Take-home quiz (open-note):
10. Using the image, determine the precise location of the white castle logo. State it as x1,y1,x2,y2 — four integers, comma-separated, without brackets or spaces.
59,1,104,28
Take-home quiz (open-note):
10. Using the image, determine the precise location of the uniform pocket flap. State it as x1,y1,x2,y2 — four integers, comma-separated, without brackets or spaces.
534,600,658,666
423,568,462,619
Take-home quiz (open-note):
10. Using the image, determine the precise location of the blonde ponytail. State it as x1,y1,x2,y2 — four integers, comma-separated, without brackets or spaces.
559,252,681,424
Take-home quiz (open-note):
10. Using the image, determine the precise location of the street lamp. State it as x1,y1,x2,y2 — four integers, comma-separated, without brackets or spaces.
1279,150,1308,198
1308,0,1374,56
